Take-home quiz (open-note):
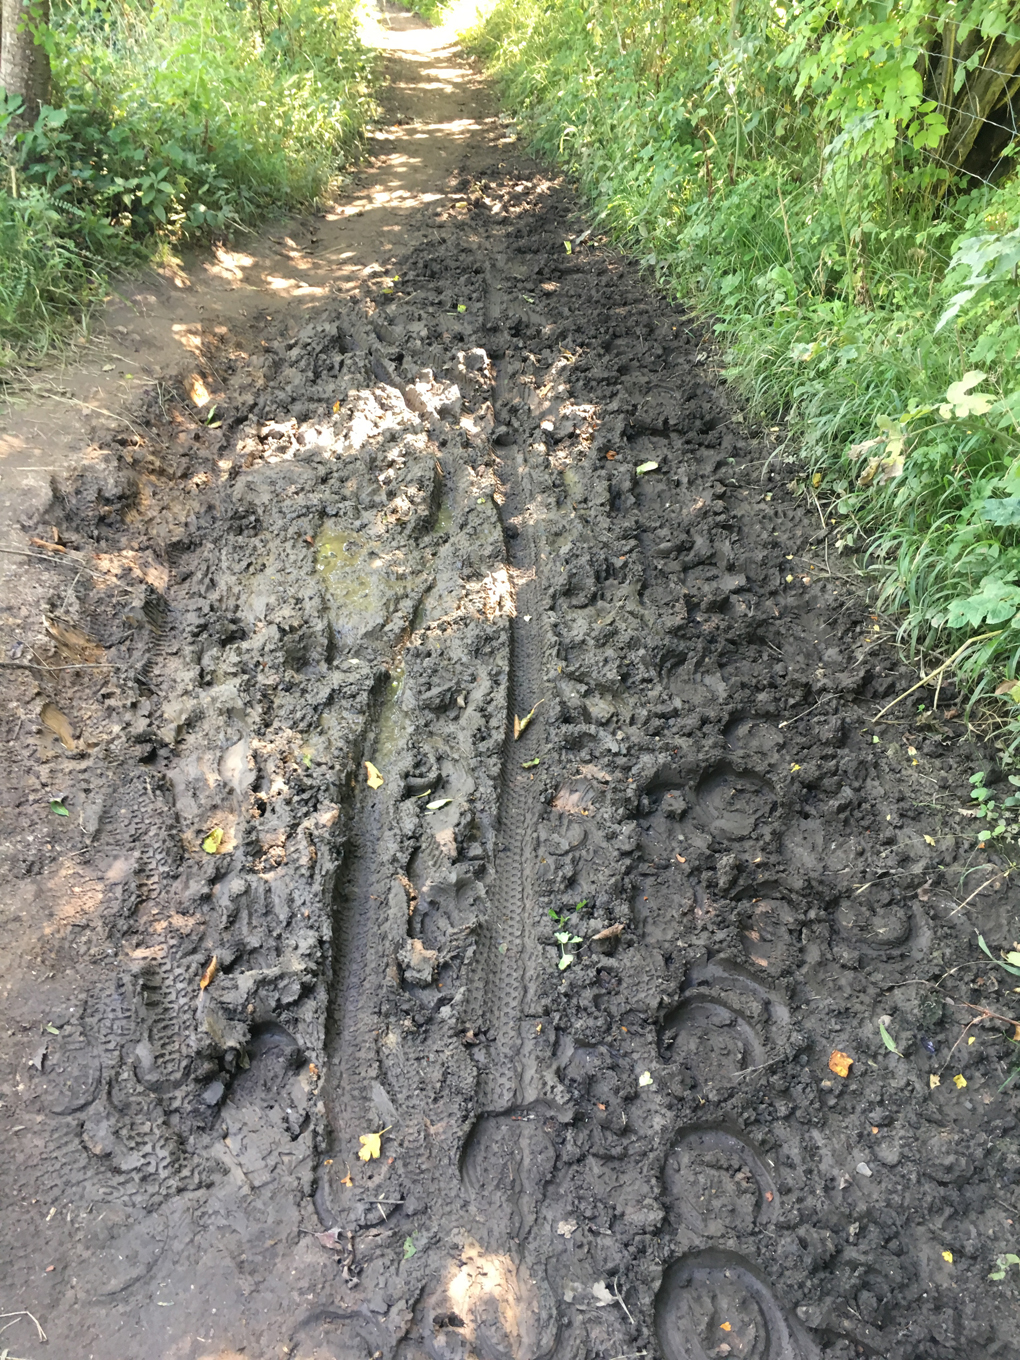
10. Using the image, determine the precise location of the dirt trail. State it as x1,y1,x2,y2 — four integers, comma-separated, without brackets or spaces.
3,9,1020,1360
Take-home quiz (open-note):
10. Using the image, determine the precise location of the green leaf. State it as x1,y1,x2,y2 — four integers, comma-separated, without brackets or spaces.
49,799,69,817
425,798,452,810
980,496,1020,527
521,757,540,768
403,1236,416,1259
558,953,574,970
202,827,224,854
939,371,995,420
635,461,659,475
878,1021,900,1054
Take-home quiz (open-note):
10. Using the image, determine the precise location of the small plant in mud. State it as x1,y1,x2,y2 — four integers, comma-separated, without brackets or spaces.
969,771,1020,846
549,898,587,970
991,1253,1020,1281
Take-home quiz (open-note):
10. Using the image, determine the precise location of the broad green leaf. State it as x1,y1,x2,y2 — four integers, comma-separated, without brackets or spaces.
939,372,995,420
49,799,69,817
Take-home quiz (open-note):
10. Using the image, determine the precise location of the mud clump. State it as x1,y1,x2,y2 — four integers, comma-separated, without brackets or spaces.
1,159,1020,1360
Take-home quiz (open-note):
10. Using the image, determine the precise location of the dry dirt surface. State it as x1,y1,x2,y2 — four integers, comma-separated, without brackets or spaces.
4,9,1020,1360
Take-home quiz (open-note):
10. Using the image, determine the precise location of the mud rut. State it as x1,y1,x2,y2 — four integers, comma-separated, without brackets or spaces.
4,13,1020,1360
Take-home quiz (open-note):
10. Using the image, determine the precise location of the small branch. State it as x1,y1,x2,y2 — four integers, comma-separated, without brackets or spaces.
873,630,1003,721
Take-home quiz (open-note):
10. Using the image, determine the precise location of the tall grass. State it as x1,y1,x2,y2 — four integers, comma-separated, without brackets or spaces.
463,0,1020,749
0,0,374,363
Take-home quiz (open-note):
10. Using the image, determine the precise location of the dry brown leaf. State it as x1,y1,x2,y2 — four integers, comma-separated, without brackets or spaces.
41,702,75,751
43,617,103,662
828,1050,853,1078
592,923,624,941
199,956,218,990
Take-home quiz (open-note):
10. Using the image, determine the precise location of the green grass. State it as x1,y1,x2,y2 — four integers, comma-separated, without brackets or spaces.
0,0,374,364
463,0,1020,757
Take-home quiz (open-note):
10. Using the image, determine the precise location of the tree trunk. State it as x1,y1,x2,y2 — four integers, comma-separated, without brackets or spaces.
0,0,51,126
923,28,1020,186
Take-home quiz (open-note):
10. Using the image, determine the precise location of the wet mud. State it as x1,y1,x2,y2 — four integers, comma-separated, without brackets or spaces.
4,28,1020,1360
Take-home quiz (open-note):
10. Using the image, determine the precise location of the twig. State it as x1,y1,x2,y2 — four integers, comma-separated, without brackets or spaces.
940,997,1020,1075
949,870,1005,916
0,1311,47,1342
0,660,118,671
778,697,831,728
730,1055,784,1079
873,630,1003,721
610,1277,634,1327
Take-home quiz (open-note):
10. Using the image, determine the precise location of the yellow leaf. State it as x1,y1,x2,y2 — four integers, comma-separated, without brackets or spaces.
828,1050,853,1078
365,761,384,789
942,1250,953,1264
924,835,936,846
953,1073,967,1089
358,1132,382,1161
929,1074,940,1089
514,700,544,740
199,956,218,990
790,763,802,772
340,1164,353,1187
202,827,224,854
720,1321,732,1331
811,472,822,488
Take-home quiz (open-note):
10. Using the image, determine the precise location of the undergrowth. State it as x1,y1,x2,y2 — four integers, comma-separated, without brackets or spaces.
463,0,1020,757
0,0,374,366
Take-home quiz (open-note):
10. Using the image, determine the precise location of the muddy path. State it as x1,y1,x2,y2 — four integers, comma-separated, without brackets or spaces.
4,9,1020,1360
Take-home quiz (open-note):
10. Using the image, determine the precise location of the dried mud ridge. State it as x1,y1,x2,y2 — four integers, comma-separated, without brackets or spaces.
4,160,1020,1360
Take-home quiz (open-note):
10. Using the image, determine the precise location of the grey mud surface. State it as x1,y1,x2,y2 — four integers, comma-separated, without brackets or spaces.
4,11,1020,1360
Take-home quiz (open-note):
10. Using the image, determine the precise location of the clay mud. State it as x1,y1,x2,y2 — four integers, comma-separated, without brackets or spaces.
3,10,1020,1360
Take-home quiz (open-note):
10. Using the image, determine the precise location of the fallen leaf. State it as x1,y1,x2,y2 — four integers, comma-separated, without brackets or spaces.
592,923,624,940
358,1126,391,1161
829,1050,853,1078
365,761,384,789
591,1281,613,1306
635,460,659,475
924,834,936,846
425,798,452,810
522,757,540,768
942,1250,954,1264
556,1219,578,1238
49,799,69,817
953,1074,967,1089
403,1236,417,1259
878,1020,901,1055
564,240,572,254
638,1070,654,1087
790,763,802,772
514,700,544,740
202,827,224,854
339,1165,353,1187
606,450,617,460
41,702,75,751
314,1228,344,1251
930,1074,941,1089
720,1322,733,1332
45,1023,60,1035
199,956,218,990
